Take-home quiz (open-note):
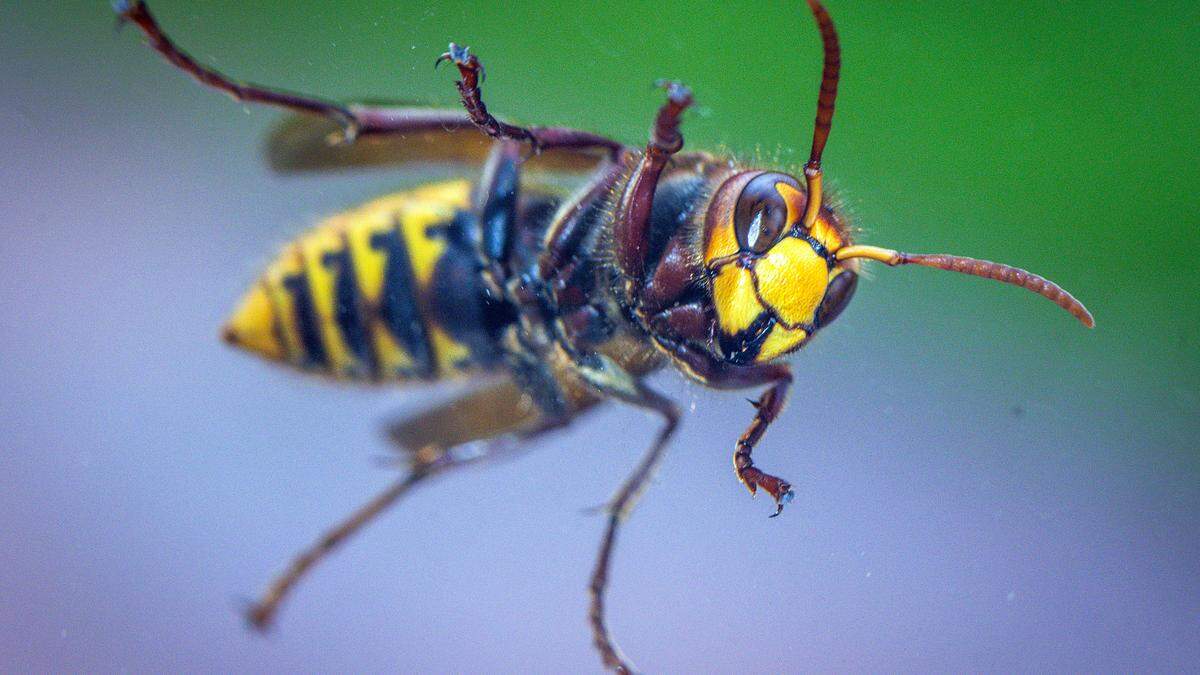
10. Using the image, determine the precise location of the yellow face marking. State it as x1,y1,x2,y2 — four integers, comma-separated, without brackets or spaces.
712,264,765,335
704,212,740,263
754,236,828,327
776,181,845,253
776,181,805,226
755,324,809,363
707,180,844,360
810,218,844,252
223,281,284,361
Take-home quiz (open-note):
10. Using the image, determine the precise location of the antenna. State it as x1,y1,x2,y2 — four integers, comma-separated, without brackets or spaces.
835,245,1096,327
801,0,841,230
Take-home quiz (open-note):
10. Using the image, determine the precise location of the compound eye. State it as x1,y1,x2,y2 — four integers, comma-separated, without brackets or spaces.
816,270,858,327
734,173,795,254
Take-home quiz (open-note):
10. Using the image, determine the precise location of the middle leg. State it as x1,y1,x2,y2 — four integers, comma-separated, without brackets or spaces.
589,390,678,675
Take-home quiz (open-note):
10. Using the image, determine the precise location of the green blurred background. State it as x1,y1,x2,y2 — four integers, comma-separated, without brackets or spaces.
2,1,1197,672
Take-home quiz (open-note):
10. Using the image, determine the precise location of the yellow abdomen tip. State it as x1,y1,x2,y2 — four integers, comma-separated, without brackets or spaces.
223,281,285,362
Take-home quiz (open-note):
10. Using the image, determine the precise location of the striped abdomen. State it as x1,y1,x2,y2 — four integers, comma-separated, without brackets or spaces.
222,180,509,381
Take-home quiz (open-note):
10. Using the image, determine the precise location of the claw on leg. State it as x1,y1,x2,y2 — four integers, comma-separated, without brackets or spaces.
736,461,795,517
647,79,693,154
653,79,693,107
111,0,139,20
732,376,795,516
436,41,536,148
435,42,486,83
434,41,624,158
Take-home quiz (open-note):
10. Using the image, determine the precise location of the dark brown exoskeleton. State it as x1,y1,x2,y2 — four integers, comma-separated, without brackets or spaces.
116,0,1093,671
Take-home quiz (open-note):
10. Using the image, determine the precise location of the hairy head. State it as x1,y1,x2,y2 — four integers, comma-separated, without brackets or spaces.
701,170,857,364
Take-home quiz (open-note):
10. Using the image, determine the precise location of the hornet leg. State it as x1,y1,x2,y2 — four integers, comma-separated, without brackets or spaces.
470,140,577,420
734,375,796,517
245,381,594,630
589,382,678,674
567,352,681,674
654,338,799,517
115,0,451,141
473,139,523,298
437,43,624,157
611,80,694,286
115,1,625,153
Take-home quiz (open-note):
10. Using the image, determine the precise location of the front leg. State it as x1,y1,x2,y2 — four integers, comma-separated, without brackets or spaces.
735,375,795,517
612,80,694,287
655,338,797,516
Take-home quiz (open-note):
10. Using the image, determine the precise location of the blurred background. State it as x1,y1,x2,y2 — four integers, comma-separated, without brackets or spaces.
2,1,1197,672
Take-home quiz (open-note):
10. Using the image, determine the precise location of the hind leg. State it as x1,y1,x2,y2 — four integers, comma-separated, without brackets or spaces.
247,381,595,629
116,1,625,155
560,352,681,673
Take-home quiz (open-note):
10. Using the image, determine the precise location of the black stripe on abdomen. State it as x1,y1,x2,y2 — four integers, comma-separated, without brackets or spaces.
281,256,328,370
369,218,435,379
323,237,376,378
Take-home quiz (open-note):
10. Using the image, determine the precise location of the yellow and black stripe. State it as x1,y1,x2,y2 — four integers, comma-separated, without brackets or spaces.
222,180,490,382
